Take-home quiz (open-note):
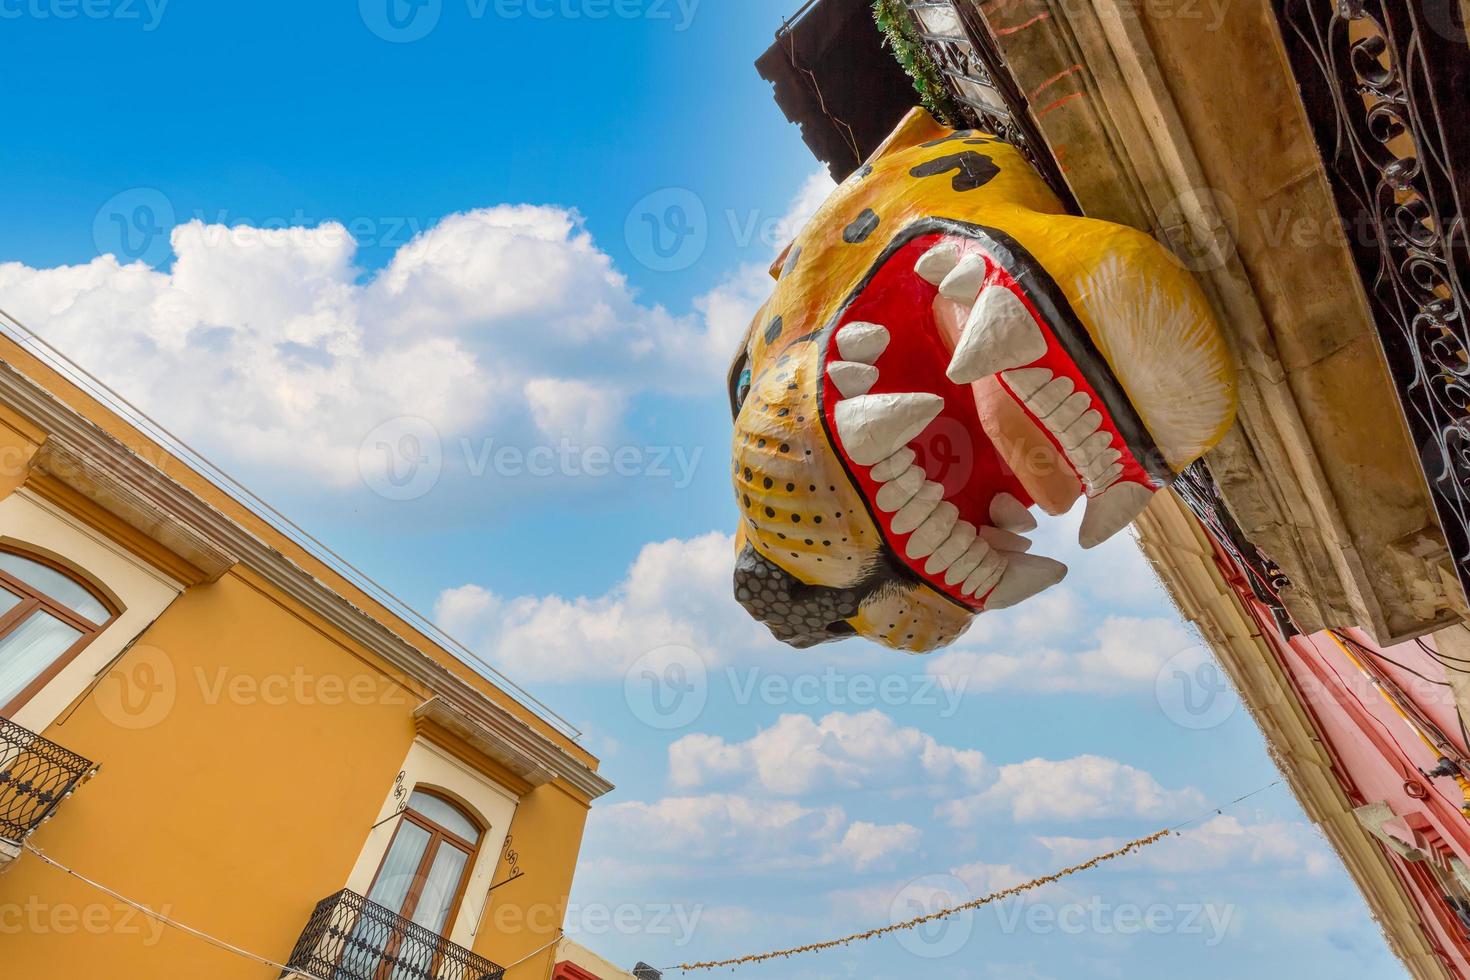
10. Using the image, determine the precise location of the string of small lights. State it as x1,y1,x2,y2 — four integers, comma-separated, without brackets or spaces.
668,829,1172,973
666,779,1288,974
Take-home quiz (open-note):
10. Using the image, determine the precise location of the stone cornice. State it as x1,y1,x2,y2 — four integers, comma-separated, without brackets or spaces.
0,356,613,802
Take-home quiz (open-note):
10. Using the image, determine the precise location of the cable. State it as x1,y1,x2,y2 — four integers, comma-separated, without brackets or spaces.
667,779,1289,973
23,841,309,977
669,830,1172,973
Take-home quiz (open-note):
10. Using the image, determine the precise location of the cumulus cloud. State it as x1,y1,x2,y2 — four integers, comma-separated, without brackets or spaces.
1036,814,1335,876
1,172,832,493
938,755,1206,825
926,615,1197,695
668,710,992,795
435,532,769,682
590,793,919,873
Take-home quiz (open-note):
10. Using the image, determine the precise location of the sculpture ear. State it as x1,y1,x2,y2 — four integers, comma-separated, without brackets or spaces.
769,241,794,280
869,106,949,161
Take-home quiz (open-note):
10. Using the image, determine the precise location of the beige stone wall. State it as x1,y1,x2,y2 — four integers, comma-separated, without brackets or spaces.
962,0,1462,641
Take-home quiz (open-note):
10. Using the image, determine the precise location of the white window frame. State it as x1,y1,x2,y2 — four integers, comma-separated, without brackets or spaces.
0,489,183,733
346,736,519,950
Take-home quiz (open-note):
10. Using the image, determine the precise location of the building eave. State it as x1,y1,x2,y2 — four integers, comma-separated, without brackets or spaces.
0,354,614,802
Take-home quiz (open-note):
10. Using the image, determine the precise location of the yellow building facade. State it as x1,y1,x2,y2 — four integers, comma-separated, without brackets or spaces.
0,329,617,980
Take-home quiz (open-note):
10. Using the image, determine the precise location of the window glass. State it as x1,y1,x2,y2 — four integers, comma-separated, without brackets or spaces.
367,820,433,913
0,587,21,620
0,553,109,624
410,843,470,934
408,790,480,843
0,612,82,708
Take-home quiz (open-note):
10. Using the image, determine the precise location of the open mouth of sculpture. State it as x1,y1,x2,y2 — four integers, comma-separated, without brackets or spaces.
817,226,1161,611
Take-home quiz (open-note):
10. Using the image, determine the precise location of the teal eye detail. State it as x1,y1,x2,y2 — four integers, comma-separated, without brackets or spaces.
737,368,752,406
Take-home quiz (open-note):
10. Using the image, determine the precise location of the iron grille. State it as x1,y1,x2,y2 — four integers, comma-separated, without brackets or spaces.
282,889,505,980
1272,0,1470,604
0,716,97,843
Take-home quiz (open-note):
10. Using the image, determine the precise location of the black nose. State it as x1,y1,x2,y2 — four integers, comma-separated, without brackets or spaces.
733,544,864,648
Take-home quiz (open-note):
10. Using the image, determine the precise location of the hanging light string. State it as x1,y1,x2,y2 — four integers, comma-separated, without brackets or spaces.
19,780,1286,978
667,829,1170,973
667,779,1287,974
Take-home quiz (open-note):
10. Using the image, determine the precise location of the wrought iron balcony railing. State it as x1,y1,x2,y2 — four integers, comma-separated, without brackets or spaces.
0,716,98,845
283,889,505,980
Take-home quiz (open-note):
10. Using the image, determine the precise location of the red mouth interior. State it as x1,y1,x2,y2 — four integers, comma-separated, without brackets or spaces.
819,231,1151,608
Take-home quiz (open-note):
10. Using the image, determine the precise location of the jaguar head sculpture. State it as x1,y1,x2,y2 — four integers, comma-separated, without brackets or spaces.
729,109,1237,652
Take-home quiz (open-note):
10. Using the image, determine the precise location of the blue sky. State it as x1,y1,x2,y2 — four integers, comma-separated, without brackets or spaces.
0,3,1410,978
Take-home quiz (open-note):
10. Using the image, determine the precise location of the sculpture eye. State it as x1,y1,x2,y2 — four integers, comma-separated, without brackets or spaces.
728,354,752,419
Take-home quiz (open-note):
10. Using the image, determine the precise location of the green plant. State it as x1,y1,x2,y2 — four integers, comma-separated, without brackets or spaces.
872,0,962,126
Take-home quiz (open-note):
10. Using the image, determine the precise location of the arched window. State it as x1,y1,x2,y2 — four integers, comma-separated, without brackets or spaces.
366,789,483,936
0,547,116,716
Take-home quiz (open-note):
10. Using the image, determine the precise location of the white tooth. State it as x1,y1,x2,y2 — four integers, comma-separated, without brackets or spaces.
983,553,1068,608
938,254,987,303
1045,391,1092,430
1059,410,1103,450
836,322,890,363
1077,430,1114,459
827,360,878,398
875,465,925,512
924,520,976,576
1027,376,1075,417
963,550,1008,597
1002,367,1051,399
1080,481,1153,549
870,448,916,483
892,482,944,535
979,526,1032,553
946,287,1048,383
915,242,961,285
906,502,959,560
1082,447,1122,473
833,393,944,465
944,538,992,586
1087,463,1125,492
989,492,1037,532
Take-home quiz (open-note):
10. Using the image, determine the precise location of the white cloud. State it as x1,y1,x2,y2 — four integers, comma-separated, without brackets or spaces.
523,377,625,444
1,172,832,493
435,532,767,682
938,755,1206,825
927,615,1196,695
590,793,919,873
668,710,992,795
835,821,923,871
1035,814,1334,876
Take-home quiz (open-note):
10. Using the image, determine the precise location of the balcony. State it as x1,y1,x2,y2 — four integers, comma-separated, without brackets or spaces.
282,889,505,980
0,716,98,862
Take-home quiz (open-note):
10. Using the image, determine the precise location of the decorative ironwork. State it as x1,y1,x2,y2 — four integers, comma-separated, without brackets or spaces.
1272,0,1470,602
282,889,505,980
1173,462,1297,635
902,0,1078,209
0,716,98,844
